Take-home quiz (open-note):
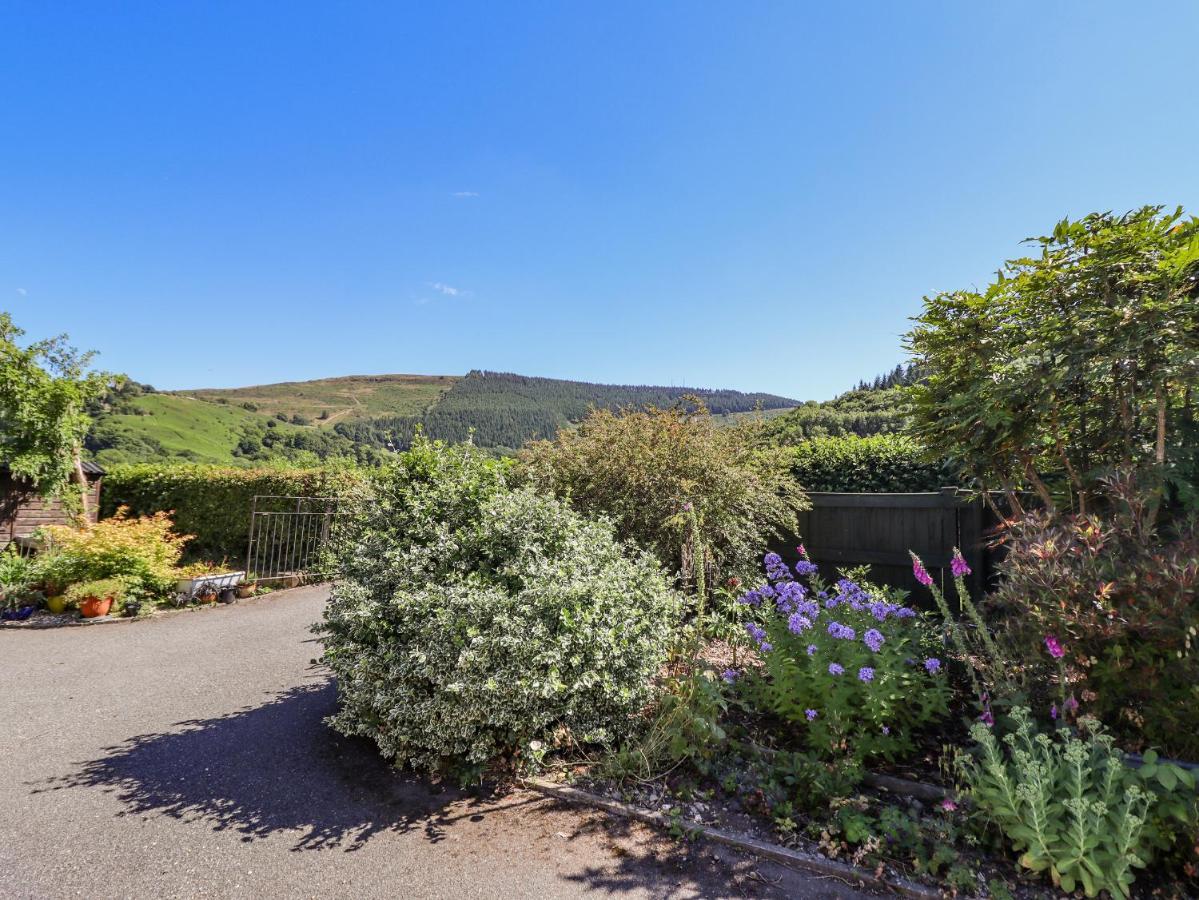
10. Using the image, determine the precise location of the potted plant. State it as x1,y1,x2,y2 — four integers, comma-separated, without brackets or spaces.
196,584,219,604
65,578,126,618
236,577,258,599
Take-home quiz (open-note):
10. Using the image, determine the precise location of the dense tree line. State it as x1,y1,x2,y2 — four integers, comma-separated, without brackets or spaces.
337,370,798,451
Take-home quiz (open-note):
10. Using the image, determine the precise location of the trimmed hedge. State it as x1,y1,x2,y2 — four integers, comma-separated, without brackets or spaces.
99,463,367,562
786,434,959,493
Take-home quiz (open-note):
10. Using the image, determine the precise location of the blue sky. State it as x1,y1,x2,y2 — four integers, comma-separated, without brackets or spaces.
3,2,1197,400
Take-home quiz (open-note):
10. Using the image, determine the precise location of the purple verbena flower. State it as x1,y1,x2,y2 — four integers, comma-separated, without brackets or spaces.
858,666,875,682
881,725,890,735
794,559,819,576
828,663,844,676
764,552,791,583
759,642,773,653
863,628,884,653
787,613,813,635
806,644,817,656
924,658,941,674
721,669,739,684
805,708,818,720
746,622,766,642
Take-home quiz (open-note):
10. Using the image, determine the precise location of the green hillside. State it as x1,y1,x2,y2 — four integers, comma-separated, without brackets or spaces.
85,393,377,468
179,373,457,427
85,370,802,466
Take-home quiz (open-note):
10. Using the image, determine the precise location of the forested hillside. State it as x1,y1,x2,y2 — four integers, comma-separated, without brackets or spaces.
758,372,917,445
333,370,798,451
85,369,799,463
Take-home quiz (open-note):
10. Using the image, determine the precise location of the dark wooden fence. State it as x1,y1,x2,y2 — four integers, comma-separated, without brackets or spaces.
770,488,997,607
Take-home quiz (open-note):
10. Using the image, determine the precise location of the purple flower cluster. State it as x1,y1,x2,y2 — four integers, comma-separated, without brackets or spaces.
806,644,817,656
951,551,972,578
924,657,942,674
863,628,885,653
764,552,792,582
828,663,844,676
721,669,739,684
746,623,772,654
787,613,813,635
774,580,807,614
794,559,819,576
805,708,818,720
858,666,875,682
827,620,856,641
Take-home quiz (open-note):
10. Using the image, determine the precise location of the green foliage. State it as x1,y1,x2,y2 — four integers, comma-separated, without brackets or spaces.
961,707,1198,898
100,463,366,561
519,403,808,591
317,437,682,781
63,576,128,607
35,509,190,600
906,206,1199,516
336,370,798,452
759,386,911,444
987,475,1199,758
604,665,729,780
0,312,109,500
742,563,949,762
786,434,958,492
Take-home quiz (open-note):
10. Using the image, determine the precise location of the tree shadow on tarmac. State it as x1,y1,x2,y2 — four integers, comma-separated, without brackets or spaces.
34,680,531,852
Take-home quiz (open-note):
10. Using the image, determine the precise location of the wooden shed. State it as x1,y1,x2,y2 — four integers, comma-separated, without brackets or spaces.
0,461,104,550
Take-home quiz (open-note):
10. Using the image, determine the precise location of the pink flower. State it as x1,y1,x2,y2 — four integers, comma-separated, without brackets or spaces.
1065,696,1079,713
939,798,957,813
910,553,934,587
950,550,971,578
1044,635,1065,659
797,544,808,558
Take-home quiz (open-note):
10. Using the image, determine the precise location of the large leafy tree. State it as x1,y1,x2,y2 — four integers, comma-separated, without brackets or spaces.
906,206,1199,517
0,312,110,520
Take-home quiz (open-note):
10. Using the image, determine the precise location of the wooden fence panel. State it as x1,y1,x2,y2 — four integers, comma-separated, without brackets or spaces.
771,489,995,608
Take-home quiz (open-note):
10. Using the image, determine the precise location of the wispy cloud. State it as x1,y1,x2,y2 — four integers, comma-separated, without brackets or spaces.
15,287,27,296
451,191,479,199
428,282,471,298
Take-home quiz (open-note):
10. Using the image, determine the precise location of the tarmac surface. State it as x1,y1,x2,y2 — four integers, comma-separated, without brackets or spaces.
0,585,872,899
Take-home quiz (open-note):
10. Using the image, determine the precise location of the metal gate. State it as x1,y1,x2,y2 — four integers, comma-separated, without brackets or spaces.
246,495,340,582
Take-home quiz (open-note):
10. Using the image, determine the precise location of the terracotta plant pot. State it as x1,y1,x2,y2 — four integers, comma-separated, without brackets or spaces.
236,583,256,599
197,591,218,605
79,596,114,618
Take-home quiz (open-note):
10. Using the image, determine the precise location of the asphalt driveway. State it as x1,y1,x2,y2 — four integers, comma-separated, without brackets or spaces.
0,586,869,899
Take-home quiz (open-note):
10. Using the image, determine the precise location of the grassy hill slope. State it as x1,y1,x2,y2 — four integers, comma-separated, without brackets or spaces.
87,394,291,466
179,374,457,426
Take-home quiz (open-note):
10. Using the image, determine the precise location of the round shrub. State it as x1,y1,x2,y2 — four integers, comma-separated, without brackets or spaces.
318,437,681,780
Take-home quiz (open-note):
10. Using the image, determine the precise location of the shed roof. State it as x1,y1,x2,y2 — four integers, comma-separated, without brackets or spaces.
0,460,105,478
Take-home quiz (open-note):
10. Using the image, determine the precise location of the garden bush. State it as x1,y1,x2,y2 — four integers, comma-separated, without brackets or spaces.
519,403,807,594
100,463,366,562
318,437,681,780
36,508,190,600
986,476,1199,758
736,551,949,762
786,434,958,493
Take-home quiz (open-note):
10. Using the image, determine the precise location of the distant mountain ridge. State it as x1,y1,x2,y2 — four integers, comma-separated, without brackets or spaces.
86,369,799,466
